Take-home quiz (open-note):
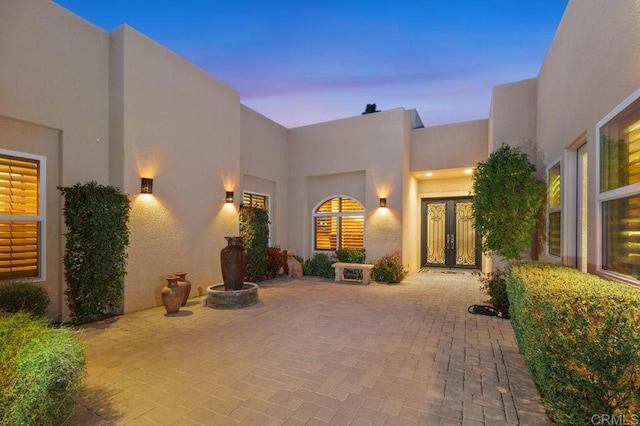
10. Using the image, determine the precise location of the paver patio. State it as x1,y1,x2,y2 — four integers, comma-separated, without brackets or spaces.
68,272,550,425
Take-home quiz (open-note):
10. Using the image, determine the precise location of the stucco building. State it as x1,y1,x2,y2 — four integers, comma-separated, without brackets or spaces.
1,0,639,321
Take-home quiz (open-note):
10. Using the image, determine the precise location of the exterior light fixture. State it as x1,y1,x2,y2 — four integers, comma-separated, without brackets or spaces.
379,198,387,208
226,191,234,203
141,178,153,194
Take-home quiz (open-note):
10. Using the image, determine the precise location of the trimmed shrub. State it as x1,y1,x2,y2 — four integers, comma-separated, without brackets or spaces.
508,262,640,424
372,251,407,283
303,253,335,279
479,268,508,312
0,313,85,425
334,248,366,263
0,281,50,318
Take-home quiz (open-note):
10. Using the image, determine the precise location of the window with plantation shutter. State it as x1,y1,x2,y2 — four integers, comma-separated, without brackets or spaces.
313,196,364,251
547,161,561,257
0,151,44,280
243,192,268,210
598,90,640,281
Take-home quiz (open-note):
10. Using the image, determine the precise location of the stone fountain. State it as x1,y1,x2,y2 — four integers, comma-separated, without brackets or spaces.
205,236,259,309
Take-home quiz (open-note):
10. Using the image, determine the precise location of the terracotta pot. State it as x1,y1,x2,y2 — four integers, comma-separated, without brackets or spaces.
174,271,191,306
161,275,184,314
220,236,247,291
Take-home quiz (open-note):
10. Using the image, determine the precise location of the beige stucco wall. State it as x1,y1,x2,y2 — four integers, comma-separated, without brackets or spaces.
0,0,111,186
402,113,420,272
417,177,473,198
240,105,290,248
110,26,241,313
535,0,640,271
489,79,538,162
0,0,110,321
0,117,64,320
288,109,407,263
410,120,488,172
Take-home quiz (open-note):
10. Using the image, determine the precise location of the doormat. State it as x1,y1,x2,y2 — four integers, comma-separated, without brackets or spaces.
418,268,480,276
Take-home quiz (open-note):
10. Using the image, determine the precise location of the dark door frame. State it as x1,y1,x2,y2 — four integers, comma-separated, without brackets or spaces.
420,197,481,269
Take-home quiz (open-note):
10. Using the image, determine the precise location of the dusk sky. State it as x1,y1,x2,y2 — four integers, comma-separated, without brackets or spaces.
54,0,569,129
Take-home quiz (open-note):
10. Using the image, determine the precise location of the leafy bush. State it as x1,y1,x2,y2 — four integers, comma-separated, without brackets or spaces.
508,262,640,424
0,281,50,317
303,253,335,278
267,246,287,278
240,205,270,282
0,313,85,425
479,268,508,312
335,248,366,279
334,248,366,263
372,251,407,283
59,181,131,324
472,143,545,260
294,254,305,268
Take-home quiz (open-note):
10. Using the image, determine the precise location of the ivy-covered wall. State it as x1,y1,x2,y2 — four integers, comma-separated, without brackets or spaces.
59,181,130,324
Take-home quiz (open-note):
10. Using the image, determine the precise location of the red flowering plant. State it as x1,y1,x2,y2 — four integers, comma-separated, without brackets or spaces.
267,246,287,278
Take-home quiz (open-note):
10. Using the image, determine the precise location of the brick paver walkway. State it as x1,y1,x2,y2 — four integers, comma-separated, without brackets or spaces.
68,272,550,425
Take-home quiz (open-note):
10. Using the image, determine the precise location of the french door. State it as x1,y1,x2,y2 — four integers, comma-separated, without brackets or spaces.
421,198,480,269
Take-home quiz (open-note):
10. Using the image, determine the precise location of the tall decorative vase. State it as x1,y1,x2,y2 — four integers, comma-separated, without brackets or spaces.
174,271,191,306
220,236,247,291
161,275,184,314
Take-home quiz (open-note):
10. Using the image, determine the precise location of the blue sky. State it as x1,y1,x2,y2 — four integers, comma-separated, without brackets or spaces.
54,0,569,128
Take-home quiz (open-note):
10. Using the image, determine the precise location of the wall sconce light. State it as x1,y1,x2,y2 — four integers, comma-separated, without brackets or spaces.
226,191,234,203
141,178,153,194
379,198,387,208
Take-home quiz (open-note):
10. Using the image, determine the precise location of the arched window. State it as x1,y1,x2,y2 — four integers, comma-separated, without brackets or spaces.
313,196,364,251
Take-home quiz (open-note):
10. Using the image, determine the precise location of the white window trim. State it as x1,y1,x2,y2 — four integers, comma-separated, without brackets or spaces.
311,195,366,254
595,87,640,282
546,157,562,259
0,148,46,282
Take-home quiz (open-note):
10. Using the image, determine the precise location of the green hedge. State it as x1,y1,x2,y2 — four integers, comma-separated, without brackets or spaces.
60,181,131,324
507,262,640,424
0,313,85,425
303,253,335,278
0,281,50,318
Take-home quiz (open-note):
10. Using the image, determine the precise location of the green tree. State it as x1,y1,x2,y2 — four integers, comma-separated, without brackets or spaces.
471,143,544,260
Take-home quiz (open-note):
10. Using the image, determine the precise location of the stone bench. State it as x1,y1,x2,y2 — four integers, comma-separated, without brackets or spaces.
332,262,375,285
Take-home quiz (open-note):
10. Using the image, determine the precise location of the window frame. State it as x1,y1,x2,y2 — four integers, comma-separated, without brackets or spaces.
242,191,271,244
596,88,640,284
312,195,365,253
0,148,46,282
546,158,562,258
